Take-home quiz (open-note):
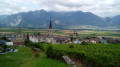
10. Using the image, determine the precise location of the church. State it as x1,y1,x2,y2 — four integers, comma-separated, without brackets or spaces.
45,18,56,44
11,26,25,45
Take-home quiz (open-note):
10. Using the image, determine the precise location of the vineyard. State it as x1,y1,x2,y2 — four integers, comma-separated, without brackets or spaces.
41,43,120,67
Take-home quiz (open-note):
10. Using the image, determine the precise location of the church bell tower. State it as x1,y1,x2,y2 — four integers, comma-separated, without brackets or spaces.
18,25,21,34
49,18,53,37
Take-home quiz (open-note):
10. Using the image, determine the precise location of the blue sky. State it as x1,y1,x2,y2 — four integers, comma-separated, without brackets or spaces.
0,0,120,17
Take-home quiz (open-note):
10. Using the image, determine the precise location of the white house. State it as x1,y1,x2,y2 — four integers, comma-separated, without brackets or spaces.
45,38,56,44
90,40,97,43
29,37,39,43
73,39,81,44
6,42,13,46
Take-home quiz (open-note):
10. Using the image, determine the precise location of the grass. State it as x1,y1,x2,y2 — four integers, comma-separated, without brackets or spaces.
34,53,67,67
0,47,67,67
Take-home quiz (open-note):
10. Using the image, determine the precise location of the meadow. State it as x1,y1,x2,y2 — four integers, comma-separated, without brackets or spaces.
0,47,67,67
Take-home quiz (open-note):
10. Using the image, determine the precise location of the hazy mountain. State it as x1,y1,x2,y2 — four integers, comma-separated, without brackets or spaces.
0,15,8,27
0,15,8,22
111,15,120,28
0,9,120,29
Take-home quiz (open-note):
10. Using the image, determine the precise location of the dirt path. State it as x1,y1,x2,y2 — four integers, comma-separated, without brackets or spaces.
71,57,86,67
20,49,41,67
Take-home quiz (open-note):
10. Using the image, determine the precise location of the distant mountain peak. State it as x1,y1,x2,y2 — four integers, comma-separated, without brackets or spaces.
39,9,47,12
0,10,120,29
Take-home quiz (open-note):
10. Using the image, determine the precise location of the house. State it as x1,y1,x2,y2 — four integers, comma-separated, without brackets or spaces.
45,37,56,44
99,38,107,44
39,36,46,42
55,37,66,44
90,38,99,43
0,39,13,46
11,39,25,45
6,42,13,46
81,39,89,42
90,40,97,43
8,37,16,40
73,39,81,44
29,37,39,42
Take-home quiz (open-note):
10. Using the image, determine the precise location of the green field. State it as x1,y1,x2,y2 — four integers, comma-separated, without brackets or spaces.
0,47,67,67
0,28,120,38
43,43,120,67
0,28,63,34
0,43,120,67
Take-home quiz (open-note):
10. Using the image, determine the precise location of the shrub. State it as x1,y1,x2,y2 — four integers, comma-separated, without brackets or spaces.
69,45,74,48
1,37,10,42
54,50,64,60
25,39,33,46
81,41,88,45
46,45,54,58
1,44,8,53
46,45,64,61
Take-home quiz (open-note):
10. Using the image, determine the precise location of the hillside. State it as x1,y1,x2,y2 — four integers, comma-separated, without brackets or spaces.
0,9,120,29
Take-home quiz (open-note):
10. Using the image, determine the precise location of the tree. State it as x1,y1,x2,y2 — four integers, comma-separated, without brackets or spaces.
81,41,88,45
69,45,74,48
1,44,8,53
25,39,33,46
46,45,54,58
1,37,10,42
26,33,29,40
70,37,73,42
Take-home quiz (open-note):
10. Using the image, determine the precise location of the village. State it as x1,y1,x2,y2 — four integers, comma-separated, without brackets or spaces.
0,19,120,67
1,0,120,66
0,19,120,47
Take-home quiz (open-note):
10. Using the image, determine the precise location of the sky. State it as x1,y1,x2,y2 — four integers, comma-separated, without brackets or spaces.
0,0,120,17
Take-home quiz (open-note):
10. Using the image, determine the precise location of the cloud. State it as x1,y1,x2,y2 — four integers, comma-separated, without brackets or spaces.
0,0,120,17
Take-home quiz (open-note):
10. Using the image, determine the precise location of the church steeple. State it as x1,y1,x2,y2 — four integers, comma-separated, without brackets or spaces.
48,18,53,37
49,18,52,29
18,25,21,34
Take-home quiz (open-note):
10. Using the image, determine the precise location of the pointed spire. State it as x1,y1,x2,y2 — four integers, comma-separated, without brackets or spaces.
49,18,52,29
18,25,21,34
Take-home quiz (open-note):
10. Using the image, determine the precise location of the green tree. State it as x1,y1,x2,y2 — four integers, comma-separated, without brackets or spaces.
69,45,74,48
1,44,8,53
1,37,10,42
81,41,88,45
26,33,29,40
46,45,54,58
25,39,33,46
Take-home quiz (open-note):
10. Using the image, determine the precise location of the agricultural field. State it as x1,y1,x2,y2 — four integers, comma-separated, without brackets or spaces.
0,41,120,67
0,47,67,67
43,43,120,67
0,28,120,38
77,30,120,37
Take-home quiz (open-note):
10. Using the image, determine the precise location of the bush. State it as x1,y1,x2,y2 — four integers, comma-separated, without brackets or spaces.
69,45,74,48
46,45,64,61
46,45,54,58
1,37,10,42
81,41,88,45
25,39,33,46
1,44,8,53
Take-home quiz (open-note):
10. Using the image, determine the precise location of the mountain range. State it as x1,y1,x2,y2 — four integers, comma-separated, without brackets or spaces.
0,9,120,29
